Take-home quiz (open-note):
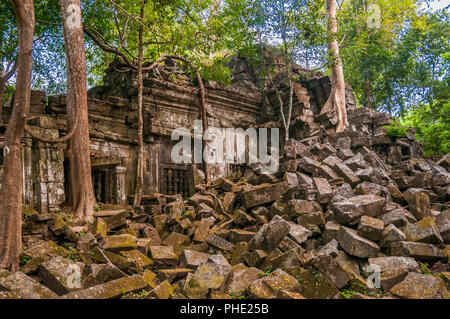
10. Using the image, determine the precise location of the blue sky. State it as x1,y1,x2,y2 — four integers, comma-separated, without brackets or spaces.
425,0,449,11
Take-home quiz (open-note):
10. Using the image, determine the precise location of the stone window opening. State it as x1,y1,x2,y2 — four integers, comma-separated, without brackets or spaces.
0,147,3,166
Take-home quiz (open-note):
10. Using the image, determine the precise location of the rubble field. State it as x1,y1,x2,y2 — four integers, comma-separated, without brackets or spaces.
1,108,449,300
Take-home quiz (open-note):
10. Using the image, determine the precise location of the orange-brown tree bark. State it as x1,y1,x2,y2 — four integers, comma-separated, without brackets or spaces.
0,0,35,271
59,0,96,222
320,0,348,133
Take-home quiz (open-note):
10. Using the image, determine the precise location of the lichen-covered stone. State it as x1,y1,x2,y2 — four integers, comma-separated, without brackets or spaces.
336,226,380,258
103,234,137,252
59,275,147,299
38,256,85,295
390,241,445,262
390,272,447,299
331,195,386,225
401,217,443,244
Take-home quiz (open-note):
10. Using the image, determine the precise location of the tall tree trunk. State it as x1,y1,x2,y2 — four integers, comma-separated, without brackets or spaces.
133,2,145,210
196,72,210,184
320,0,348,133
286,60,294,141
0,0,34,271
59,0,96,222
365,78,372,108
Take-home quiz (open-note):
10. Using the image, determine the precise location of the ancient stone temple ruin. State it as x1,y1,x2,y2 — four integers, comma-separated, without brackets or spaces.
1,55,386,215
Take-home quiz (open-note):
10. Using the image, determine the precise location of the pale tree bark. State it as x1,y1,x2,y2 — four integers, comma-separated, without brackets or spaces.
59,0,96,223
196,71,210,184
319,0,348,133
0,0,34,271
133,2,145,209
0,63,17,124
0,78,6,122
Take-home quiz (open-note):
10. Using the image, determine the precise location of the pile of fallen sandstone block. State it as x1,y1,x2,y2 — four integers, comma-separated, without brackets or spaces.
1,111,449,299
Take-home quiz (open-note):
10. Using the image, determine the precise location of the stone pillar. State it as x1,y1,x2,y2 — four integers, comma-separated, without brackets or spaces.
114,166,127,204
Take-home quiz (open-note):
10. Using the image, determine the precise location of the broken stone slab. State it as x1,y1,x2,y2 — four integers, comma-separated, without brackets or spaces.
380,268,409,291
141,224,162,245
230,242,249,266
357,216,384,242
193,217,215,243
317,239,339,258
401,216,443,244
246,269,301,299
183,262,233,299
156,268,193,283
233,209,256,226
295,268,338,299
162,232,191,254
403,188,431,220
228,229,255,244
334,163,360,187
323,221,341,244
243,249,268,268
104,210,128,230
38,256,85,295
149,246,178,265
103,234,137,253
337,149,354,161
82,263,125,288
317,164,340,180
286,199,319,216
242,182,291,208
267,248,304,269
59,275,148,299
355,167,383,185
148,280,175,299
92,218,108,237
313,177,333,203
0,271,58,299
336,226,380,258
390,272,447,299
297,212,325,235
288,222,313,245
24,240,69,261
226,267,261,296
390,241,445,262
379,208,410,228
323,155,343,168
298,157,321,175
119,250,153,269
380,224,407,248
180,250,212,269
206,234,234,252
312,253,352,289
331,195,386,225
355,182,388,198
250,215,291,253
343,153,367,171
435,211,450,244
91,249,137,273
387,181,406,204
50,214,78,241
367,256,420,273
276,290,306,299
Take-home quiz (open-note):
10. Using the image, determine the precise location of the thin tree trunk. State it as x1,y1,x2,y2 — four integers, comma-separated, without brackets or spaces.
133,2,145,210
0,0,34,271
365,78,372,108
59,0,96,223
286,60,294,141
196,71,210,184
0,78,6,123
320,0,348,133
